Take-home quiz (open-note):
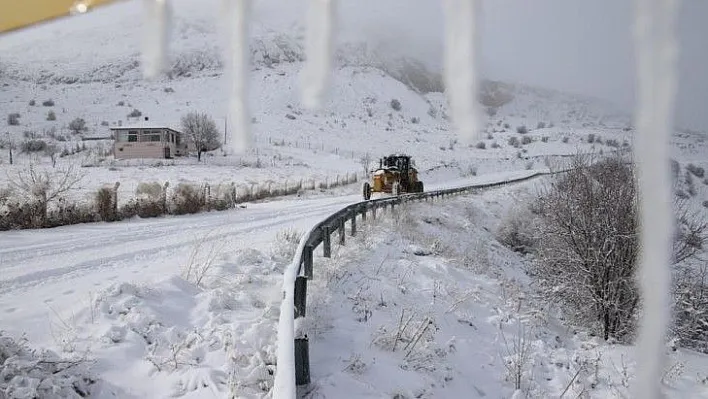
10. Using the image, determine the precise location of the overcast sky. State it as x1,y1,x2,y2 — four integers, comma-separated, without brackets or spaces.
334,0,708,131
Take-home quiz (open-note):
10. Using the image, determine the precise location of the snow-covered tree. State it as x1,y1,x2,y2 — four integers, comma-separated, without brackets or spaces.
180,112,221,161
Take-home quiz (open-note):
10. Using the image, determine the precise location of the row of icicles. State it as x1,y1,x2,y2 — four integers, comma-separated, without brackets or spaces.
72,1,679,399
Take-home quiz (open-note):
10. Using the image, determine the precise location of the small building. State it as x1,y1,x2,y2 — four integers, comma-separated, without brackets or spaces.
112,126,190,159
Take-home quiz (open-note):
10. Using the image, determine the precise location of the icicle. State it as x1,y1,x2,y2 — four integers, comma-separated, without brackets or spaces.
301,0,337,109
632,0,680,398
142,0,171,80
442,0,481,145
224,0,252,154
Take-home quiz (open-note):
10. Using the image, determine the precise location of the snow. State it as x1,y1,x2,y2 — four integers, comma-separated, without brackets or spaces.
632,1,681,397
0,0,706,397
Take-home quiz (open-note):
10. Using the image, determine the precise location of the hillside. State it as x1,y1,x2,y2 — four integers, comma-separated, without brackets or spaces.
1,1,707,398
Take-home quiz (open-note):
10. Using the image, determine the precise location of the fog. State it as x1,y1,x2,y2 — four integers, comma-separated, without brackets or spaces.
333,0,708,131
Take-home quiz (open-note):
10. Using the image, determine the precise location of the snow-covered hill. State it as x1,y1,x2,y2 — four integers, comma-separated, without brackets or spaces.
0,0,707,398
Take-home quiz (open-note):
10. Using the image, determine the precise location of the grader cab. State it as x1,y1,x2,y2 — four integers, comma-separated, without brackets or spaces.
362,154,424,200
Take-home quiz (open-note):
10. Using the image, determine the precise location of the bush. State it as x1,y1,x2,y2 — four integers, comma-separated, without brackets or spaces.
390,99,401,111
42,99,55,106
29,99,36,106
508,136,520,148
497,206,538,254
605,139,620,148
171,183,205,215
491,141,500,149
20,139,48,153
541,136,549,143
96,187,117,221
703,200,708,209
47,110,56,121
536,121,546,129
687,163,705,179
7,113,20,126
127,108,142,118
532,155,705,342
521,136,532,145
68,117,87,134
411,116,420,124
504,123,511,129
562,136,569,143
475,141,486,149
587,133,596,143
117,101,125,106
516,125,528,134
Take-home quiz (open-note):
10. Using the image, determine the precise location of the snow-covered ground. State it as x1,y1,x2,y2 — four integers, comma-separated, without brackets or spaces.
1,0,707,397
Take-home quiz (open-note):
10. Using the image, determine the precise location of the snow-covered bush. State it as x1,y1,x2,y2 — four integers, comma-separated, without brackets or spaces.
0,331,95,398
672,264,708,353
171,183,205,215
686,163,705,179
390,98,402,111
270,228,302,261
516,125,528,134
68,118,87,135
531,155,706,343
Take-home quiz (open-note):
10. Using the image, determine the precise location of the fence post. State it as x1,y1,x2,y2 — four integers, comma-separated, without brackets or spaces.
303,245,313,279
294,276,307,318
295,337,311,385
339,219,345,245
351,209,357,236
113,182,120,220
323,226,331,258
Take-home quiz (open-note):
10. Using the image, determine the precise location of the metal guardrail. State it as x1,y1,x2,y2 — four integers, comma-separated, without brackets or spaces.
272,170,551,397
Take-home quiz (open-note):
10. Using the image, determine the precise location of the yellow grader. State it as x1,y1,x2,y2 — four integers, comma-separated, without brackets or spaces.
362,154,424,200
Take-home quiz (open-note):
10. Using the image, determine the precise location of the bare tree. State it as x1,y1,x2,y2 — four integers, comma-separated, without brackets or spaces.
180,112,221,161
44,144,59,168
360,152,372,176
7,164,85,227
530,154,705,342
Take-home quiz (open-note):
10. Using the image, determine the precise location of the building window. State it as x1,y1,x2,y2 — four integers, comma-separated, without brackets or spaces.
128,130,138,142
140,130,162,142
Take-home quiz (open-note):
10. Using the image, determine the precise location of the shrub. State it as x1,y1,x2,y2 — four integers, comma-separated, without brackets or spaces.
497,206,537,254
271,228,303,261
532,155,705,342
486,107,497,117
521,136,532,145
390,99,402,111
29,99,36,106
7,113,20,126
127,108,142,118
117,101,125,106
587,133,596,143
504,123,511,129
516,125,528,134
46,110,56,121
42,99,55,106
687,163,705,179
100,121,109,126
491,141,500,149
96,187,117,221
171,183,205,215
475,141,486,149
562,136,569,143
68,117,87,134
536,121,546,129
703,200,708,209
411,116,420,124
541,136,549,143
508,136,520,148
20,139,48,153
605,139,620,148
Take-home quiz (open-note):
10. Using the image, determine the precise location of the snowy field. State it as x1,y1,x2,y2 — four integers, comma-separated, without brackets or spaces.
1,0,708,397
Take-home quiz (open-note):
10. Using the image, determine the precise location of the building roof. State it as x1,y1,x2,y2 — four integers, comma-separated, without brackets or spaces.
110,125,182,133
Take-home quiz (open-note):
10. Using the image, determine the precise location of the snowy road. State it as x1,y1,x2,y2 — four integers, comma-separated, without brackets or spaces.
0,193,360,345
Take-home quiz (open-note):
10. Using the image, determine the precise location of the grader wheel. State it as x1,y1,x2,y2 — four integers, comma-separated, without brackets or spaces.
362,182,372,200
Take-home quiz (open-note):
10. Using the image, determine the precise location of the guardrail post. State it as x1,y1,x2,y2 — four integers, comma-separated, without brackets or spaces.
323,226,331,258
351,209,357,236
294,276,307,317
303,245,313,279
295,336,311,385
361,205,367,221
371,205,376,220
339,219,345,245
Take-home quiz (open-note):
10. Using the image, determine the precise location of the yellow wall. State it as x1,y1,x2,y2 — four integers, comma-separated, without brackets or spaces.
0,0,117,33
